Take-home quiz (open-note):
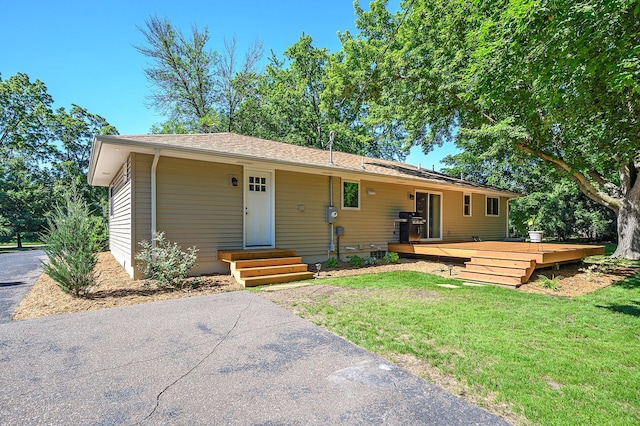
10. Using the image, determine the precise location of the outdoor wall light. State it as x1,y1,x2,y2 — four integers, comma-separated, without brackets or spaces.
230,175,238,186
408,193,415,200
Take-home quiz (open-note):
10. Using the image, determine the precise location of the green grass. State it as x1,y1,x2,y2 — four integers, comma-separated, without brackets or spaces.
275,271,640,425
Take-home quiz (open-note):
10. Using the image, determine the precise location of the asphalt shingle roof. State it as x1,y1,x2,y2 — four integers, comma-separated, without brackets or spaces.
95,132,518,196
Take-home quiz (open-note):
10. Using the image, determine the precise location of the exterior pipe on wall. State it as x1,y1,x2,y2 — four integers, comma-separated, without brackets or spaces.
151,148,160,249
329,176,335,254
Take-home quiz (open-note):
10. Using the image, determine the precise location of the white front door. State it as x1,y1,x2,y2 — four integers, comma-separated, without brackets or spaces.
245,170,273,247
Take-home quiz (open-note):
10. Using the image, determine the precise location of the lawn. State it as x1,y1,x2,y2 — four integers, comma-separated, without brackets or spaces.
262,271,640,425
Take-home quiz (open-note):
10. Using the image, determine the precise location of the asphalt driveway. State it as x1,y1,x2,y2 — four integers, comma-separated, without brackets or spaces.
0,249,47,323
0,291,509,425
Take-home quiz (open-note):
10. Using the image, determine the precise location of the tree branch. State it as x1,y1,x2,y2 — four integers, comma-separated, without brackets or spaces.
516,142,622,211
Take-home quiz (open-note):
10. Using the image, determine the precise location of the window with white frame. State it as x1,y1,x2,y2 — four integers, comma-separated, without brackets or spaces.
486,196,499,216
463,193,472,217
342,180,360,209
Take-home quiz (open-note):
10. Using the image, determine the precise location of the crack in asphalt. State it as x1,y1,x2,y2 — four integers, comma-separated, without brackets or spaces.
132,294,256,425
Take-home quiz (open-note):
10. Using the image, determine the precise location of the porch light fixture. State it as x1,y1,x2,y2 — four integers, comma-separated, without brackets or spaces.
229,175,238,186
408,193,415,200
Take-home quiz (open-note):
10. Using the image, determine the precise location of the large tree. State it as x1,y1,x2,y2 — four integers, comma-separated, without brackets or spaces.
0,73,118,246
136,16,265,134
335,0,639,258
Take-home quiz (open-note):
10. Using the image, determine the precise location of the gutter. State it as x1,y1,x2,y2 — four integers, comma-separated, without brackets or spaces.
151,149,160,248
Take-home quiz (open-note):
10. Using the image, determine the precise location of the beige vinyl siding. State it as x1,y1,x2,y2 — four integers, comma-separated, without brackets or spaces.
275,171,334,262
276,171,415,262
155,157,243,275
108,157,133,275
441,192,508,241
133,153,152,278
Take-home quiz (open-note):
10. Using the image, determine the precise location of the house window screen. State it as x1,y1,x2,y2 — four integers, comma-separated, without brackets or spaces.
463,194,472,217
342,180,360,209
486,196,499,216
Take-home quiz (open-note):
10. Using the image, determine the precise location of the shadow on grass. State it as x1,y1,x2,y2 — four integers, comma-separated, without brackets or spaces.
593,274,640,316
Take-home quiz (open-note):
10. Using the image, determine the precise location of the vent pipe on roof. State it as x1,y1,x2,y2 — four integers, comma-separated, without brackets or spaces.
328,130,335,166
418,162,421,170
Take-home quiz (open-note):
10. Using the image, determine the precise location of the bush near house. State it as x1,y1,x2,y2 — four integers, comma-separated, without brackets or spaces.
135,232,198,289
41,189,97,297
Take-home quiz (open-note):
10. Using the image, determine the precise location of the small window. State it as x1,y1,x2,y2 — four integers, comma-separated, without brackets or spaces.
486,196,499,216
463,193,472,217
342,180,360,209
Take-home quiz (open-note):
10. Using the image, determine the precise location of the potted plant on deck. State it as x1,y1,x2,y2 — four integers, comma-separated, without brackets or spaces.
526,215,544,243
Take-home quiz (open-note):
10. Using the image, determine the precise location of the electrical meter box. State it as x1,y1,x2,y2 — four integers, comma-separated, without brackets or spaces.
326,206,338,223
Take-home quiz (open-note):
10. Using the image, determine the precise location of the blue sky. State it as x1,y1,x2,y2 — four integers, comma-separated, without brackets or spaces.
2,0,458,169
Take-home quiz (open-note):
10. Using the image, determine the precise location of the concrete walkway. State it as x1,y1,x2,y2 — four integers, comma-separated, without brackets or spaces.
0,249,47,323
0,291,508,425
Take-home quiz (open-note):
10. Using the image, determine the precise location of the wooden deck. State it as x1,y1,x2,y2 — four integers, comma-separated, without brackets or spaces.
388,241,605,286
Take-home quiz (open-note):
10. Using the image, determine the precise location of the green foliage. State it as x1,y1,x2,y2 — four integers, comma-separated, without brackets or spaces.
89,215,108,252
339,0,640,258
383,251,400,264
364,256,378,266
536,274,562,291
509,180,616,240
135,232,198,289
347,254,364,268
41,188,97,297
324,257,339,268
1,72,116,248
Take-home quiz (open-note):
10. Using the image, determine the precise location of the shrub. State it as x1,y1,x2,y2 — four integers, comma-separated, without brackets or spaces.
89,215,109,252
41,189,97,297
536,274,562,291
383,252,400,264
365,257,378,265
348,255,364,268
324,257,339,268
135,232,198,289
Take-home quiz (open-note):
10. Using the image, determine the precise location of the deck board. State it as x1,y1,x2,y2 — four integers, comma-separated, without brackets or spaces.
388,241,604,268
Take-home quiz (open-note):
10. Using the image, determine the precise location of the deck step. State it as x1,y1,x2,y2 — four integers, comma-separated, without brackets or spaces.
236,264,309,279
225,249,313,287
466,257,534,269
219,249,298,262
243,271,315,287
234,257,303,269
459,271,525,286
464,264,530,276
460,255,536,287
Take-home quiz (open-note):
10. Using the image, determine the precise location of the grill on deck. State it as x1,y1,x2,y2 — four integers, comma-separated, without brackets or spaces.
398,211,423,243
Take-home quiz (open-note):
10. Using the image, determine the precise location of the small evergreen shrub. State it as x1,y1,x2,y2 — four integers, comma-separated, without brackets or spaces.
89,215,109,252
348,255,364,268
365,256,378,265
135,232,198,289
41,189,97,297
324,257,339,268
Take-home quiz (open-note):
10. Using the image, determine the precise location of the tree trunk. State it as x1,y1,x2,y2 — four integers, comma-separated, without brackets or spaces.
611,197,640,260
16,231,22,249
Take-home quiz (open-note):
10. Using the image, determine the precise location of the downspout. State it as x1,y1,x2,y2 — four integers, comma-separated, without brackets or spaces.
329,176,335,256
151,149,160,248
